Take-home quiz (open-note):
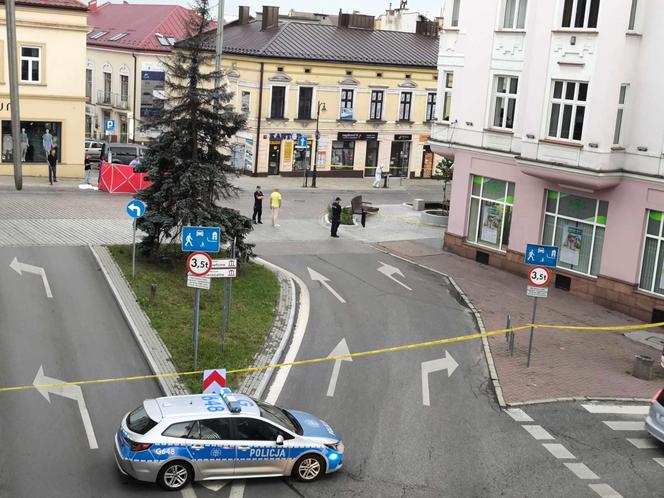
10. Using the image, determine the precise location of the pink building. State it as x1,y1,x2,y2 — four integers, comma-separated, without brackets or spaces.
429,0,664,321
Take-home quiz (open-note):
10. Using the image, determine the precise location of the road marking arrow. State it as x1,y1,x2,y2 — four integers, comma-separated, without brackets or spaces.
33,365,98,449
307,267,346,304
421,351,458,406
10,257,53,298
377,261,412,291
326,338,352,397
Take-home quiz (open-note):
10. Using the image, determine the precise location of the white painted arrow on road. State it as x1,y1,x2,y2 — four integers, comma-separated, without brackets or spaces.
326,338,352,397
10,257,53,298
377,261,412,291
33,366,98,449
307,267,346,304
421,351,458,406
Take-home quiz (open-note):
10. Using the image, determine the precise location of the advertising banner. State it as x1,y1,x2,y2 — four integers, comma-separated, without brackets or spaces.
560,225,582,266
480,205,500,244
140,62,166,118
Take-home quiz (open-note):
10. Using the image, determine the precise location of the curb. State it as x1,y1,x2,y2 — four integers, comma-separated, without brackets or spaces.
371,245,507,408
506,396,651,407
89,245,188,397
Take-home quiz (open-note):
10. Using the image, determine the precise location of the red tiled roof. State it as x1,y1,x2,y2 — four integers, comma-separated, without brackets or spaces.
87,2,203,53
0,0,87,11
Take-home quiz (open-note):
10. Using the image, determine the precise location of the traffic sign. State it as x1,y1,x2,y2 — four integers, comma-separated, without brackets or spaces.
202,368,227,393
126,199,146,218
295,135,308,149
182,226,221,252
187,274,211,290
105,119,115,133
208,268,236,278
525,244,558,268
187,251,212,277
213,258,236,268
526,285,549,298
528,266,550,287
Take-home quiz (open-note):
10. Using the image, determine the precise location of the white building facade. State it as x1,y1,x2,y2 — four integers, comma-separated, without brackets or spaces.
429,0,664,321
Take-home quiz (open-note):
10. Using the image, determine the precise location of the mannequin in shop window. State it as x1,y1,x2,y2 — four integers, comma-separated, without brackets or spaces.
2,132,12,161
42,128,53,161
20,128,28,161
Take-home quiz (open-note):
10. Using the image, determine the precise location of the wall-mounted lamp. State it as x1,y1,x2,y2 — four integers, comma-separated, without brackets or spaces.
637,146,648,152
526,133,535,139
588,142,598,148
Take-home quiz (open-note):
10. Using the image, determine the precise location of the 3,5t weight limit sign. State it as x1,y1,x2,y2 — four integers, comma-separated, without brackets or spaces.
187,252,212,277
528,266,550,287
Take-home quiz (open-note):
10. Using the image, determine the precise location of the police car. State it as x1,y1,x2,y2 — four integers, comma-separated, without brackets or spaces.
114,389,344,491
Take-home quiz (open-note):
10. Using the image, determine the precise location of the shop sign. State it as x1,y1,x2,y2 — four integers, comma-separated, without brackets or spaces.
394,134,412,141
337,132,378,141
269,133,297,141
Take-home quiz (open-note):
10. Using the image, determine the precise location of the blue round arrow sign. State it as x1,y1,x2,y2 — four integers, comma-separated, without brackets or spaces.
126,199,146,218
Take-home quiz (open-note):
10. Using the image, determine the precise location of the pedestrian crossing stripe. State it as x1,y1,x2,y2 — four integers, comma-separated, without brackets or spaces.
581,404,649,415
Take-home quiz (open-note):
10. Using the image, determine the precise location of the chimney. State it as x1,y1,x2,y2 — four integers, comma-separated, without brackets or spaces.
338,12,374,30
416,20,439,37
261,6,279,31
88,0,97,12
238,5,250,25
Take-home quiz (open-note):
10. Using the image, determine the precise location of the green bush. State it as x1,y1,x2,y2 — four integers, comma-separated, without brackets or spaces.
327,205,354,225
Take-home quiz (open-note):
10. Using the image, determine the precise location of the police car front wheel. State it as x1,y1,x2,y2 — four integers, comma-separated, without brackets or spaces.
157,461,193,491
293,454,325,482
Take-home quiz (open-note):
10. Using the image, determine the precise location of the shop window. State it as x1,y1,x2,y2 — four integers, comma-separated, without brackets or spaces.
467,175,515,252
639,210,664,296
2,121,61,163
20,46,40,83
364,141,379,177
331,140,355,168
293,138,312,171
542,190,607,276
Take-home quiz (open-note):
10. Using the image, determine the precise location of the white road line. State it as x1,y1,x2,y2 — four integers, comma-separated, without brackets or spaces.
564,463,599,480
654,458,664,468
522,425,555,440
589,483,624,498
180,484,197,498
229,480,246,498
505,408,533,422
626,438,658,449
602,421,645,431
542,443,576,459
581,404,649,415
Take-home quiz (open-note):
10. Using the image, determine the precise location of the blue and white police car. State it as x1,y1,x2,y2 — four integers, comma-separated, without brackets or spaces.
114,389,344,491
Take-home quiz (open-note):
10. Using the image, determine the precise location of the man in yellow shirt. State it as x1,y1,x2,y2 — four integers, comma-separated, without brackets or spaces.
270,188,282,227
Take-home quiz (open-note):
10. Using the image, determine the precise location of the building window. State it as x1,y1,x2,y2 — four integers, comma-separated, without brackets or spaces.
547,80,588,141
241,91,250,113
340,89,354,121
85,114,92,136
503,0,528,29
542,190,607,276
426,93,437,122
562,0,600,29
331,140,355,168
86,68,93,101
370,90,384,120
492,76,518,129
103,71,112,104
270,86,286,119
451,0,461,27
628,0,638,30
639,210,664,295
297,87,313,120
399,92,412,121
613,84,627,145
467,175,515,252
20,46,40,83
442,72,453,121
120,75,129,104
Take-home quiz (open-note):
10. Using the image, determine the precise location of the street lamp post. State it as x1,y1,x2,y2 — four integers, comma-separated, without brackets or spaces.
311,101,326,188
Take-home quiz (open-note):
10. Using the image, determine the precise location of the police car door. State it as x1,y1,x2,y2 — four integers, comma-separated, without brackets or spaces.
231,417,290,477
188,418,236,478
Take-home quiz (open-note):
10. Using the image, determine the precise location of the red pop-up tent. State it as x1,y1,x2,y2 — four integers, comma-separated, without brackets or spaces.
99,161,152,193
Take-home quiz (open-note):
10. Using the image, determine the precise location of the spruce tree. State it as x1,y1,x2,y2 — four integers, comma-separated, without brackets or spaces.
137,0,252,259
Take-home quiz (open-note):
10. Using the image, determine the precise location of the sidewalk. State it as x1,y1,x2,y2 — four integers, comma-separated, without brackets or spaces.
376,238,664,405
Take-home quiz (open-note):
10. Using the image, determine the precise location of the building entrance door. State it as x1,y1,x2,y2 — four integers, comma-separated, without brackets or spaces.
389,140,411,177
268,141,281,175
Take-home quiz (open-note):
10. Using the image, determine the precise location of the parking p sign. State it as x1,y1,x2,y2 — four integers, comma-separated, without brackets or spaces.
105,119,115,133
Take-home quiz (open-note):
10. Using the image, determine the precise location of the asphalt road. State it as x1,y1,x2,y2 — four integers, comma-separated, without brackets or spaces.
0,246,170,497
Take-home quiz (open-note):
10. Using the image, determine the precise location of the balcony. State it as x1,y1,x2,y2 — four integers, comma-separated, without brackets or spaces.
96,90,129,110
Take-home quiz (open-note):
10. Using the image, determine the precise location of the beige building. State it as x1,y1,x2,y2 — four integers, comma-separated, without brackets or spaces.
202,6,441,178
0,0,87,178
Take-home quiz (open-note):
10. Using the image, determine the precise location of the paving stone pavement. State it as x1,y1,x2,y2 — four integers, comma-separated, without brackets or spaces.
377,238,664,405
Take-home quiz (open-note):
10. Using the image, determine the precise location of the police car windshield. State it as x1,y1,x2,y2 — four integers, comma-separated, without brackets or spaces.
127,405,158,435
254,399,302,435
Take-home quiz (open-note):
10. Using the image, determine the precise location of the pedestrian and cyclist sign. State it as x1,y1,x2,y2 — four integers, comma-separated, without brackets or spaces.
182,226,221,252
524,244,558,268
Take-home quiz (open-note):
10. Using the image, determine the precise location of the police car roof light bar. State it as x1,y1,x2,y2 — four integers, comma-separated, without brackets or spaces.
219,389,242,413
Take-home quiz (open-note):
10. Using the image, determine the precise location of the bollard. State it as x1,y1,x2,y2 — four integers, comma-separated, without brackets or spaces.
149,284,157,307
633,354,654,380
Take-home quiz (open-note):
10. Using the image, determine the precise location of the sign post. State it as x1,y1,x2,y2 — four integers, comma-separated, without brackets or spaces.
126,199,146,278
186,251,212,370
295,135,308,187
525,265,551,368
220,238,237,353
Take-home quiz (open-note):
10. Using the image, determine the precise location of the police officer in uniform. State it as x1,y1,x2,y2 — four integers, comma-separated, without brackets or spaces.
331,197,342,238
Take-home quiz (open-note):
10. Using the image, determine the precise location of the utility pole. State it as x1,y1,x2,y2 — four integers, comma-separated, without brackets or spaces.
311,102,325,188
213,0,225,102
5,0,22,190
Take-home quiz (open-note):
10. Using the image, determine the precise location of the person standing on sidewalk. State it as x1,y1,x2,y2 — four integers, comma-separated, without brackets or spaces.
47,147,57,185
84,156,92,185
330,197,342,238
252,186,264,224
270,188,282,227
373,163,384,188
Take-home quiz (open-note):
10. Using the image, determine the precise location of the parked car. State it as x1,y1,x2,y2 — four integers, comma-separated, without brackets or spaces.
106,143,147,166
84,139,105,162
645,386,664,444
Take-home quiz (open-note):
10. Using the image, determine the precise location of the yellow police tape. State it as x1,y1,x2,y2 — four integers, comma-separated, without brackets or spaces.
2,321,663,395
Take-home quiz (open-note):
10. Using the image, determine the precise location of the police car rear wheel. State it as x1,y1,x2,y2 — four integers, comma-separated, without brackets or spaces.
157,461,192,491
293,454,325,482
